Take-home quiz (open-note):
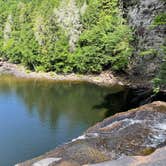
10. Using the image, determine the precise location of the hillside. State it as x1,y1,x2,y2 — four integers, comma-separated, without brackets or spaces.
0,0,165,89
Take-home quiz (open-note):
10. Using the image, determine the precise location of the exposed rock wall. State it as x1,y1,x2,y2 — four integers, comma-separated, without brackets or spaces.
121,0,166,78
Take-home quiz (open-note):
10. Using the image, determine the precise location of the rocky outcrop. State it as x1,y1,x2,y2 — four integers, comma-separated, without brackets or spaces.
16,101,166,166
121,0,166,79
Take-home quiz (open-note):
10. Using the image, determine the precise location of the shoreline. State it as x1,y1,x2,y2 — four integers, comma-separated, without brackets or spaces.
0,61,123,87
1,61,165,93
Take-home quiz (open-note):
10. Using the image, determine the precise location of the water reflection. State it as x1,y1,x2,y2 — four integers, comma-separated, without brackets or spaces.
0,75,114,128
0,74,124,166
95,87,166,118
94,90,129,117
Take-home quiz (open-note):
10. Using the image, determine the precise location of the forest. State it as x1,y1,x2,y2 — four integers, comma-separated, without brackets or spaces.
0,0,133,73
0,0,165,88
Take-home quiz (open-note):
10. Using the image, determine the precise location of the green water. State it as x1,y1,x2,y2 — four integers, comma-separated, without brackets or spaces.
0,75,123,166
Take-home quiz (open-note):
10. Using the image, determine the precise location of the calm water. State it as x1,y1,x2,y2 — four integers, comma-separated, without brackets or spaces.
0,75,124,166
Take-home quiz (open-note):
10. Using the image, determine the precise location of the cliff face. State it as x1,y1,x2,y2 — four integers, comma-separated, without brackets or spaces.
121,0,166,79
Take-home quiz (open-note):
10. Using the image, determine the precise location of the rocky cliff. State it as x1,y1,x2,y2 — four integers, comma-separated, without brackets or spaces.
121,0,166,79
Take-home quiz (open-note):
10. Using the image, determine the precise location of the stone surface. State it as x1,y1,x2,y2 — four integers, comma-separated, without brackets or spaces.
85,146,166,166
17,101,166,166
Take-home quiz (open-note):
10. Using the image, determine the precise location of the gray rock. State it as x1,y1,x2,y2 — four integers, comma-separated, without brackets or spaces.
86,146,166,166
120,0,166,79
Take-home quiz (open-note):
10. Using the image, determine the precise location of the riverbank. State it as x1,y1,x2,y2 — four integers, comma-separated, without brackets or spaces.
0,61,122,87
0,61,160,91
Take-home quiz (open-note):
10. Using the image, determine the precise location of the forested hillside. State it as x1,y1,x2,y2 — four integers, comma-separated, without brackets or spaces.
0,0,133,73
0,0,165,89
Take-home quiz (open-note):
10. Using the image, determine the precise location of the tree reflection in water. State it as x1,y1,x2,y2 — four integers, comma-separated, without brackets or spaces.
95,87,166,118
0,75,124,129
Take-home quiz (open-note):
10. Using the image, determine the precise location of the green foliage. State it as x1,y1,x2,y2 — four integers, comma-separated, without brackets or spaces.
152,12,166,90
77,0,133,72
139,49,158,57
153,45,166,90
153,13,166,27
0,0,133,73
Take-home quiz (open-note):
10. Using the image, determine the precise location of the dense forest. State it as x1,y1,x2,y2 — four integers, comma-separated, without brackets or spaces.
0,0,165,89
0,0,133,73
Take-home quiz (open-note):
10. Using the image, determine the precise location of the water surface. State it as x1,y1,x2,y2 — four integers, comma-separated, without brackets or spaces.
0,75,124,166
